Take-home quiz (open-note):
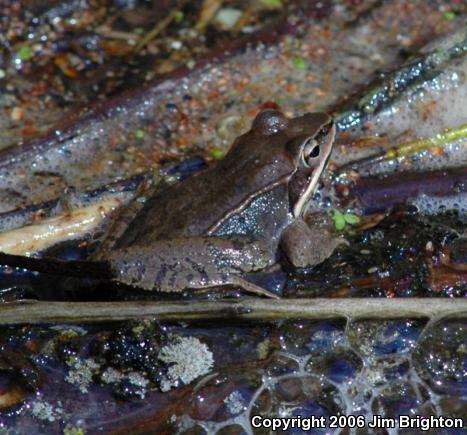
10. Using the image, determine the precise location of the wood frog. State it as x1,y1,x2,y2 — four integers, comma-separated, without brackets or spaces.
0,110,337,298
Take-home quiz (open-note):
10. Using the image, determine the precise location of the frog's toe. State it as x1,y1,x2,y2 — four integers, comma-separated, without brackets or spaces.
230,276,280,299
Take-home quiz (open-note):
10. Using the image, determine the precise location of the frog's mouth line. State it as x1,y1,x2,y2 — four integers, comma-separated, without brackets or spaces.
292,121,336,218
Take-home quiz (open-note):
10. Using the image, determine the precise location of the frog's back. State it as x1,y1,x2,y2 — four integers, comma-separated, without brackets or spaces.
111,167,245,248
110,138,294,249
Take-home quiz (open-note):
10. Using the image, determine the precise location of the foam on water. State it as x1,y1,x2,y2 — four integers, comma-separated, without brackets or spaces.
413,193,467,220
333,56,467,177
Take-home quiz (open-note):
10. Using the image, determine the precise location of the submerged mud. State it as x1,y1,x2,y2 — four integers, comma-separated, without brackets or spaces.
0,316,464,433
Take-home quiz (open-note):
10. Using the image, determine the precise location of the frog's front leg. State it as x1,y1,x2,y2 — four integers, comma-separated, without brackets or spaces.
107,236,279,298
280,217,347,268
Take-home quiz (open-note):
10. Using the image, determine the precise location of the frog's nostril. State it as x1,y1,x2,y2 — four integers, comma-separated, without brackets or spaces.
317,121,332,139
314,120,334,149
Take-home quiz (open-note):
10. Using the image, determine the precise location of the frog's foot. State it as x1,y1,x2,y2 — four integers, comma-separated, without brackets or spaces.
230,276,280,299
280,218,347,268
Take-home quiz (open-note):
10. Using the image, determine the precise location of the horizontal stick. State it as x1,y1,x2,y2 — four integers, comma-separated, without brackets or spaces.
0,298,465,325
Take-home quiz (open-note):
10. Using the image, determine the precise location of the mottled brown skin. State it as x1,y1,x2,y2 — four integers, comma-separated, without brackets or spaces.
99,111,332,248
98,109,337,297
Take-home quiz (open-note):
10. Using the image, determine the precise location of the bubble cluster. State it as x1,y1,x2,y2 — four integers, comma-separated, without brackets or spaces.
168,316,465,434
413,193,467,220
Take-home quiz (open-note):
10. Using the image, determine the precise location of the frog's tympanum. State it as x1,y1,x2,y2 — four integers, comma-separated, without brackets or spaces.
0,110,336,298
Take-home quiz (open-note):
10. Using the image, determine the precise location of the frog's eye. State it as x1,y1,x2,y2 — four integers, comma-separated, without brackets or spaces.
303,138,320,165
302,120,334,166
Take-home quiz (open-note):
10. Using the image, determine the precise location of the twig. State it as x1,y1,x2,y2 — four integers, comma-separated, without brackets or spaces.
0,298,465,325
336,123,467,174
94,27,139,43
0,199,120,255
134,9,179,52
197,0,222,30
